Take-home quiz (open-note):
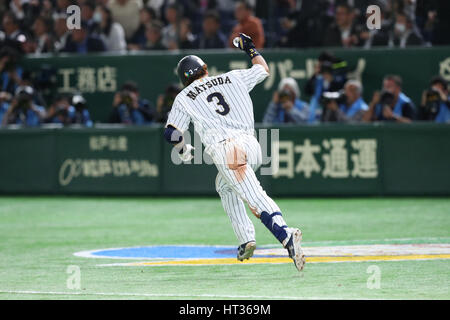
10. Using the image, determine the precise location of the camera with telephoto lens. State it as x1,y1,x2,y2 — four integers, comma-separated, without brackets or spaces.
379,90,395,107
278,89,294,103
319,60,334,75
14,86,34,111
321,90,346,106
72,94,87,112
120,90,133,107
423,88,441,118
55,104,68,117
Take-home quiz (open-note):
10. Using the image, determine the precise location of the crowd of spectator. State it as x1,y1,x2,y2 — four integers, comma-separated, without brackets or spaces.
1,48,448,127
0,0,449,127
262,51,450,124
1,0,449,55
262,74,449,125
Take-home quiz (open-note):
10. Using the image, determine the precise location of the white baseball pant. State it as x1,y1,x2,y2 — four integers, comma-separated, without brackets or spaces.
208,133,287,245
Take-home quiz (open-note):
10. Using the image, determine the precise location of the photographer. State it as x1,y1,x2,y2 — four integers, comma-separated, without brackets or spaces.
304,52,347,123
363,75,415,123
0,46,22,96
155,83,181,123
304,52,346,98
45,94,72,125
1,85,46,127
419,76,449,123
45,94,93,127
321,80,368,123
0,91,12,125
71,94,93,127
263,77,309,124
109,81,155,125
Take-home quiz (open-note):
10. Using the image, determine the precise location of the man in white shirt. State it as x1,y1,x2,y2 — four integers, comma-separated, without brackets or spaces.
108,0,142,40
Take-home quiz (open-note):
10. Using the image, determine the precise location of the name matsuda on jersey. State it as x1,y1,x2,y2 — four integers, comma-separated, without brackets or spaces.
186,76,232,101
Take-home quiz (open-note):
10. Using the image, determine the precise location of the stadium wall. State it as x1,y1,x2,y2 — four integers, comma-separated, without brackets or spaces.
0,123,449,196
21,46,450,123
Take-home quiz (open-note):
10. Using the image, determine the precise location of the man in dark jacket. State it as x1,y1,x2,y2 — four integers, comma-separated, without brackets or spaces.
390,11,424,48
322,3,364,48
1,11,27,53
193,10,227,49
62,22,106,53
143,21,167,51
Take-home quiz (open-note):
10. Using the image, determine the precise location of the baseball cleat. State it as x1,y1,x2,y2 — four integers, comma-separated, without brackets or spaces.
237,241,256,261
285,228,306,272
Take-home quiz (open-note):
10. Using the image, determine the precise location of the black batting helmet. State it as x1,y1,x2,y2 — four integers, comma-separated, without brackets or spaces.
177,55,206,86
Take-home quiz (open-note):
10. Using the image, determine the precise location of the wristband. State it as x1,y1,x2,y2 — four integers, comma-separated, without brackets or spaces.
245,46,260,59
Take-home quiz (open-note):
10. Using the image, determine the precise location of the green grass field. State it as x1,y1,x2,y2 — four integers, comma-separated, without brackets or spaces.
0,196,449,300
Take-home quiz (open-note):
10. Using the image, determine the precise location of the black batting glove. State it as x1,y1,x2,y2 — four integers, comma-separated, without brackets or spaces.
236,33,260,59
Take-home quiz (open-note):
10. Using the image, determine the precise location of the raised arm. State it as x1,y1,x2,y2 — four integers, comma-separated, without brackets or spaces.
234,33,269,74
252,55,269,74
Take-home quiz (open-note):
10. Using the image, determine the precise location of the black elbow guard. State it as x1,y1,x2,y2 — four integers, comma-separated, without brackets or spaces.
164,125,183,145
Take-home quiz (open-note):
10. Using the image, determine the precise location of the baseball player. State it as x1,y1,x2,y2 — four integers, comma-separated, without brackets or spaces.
164,33,305,271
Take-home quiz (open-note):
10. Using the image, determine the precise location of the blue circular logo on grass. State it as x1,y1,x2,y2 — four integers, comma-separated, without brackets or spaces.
74,245,288,266
74,243,450,267
76,245,241,260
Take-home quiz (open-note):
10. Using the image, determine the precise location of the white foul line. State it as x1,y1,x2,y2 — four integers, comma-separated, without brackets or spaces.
0,289,346,300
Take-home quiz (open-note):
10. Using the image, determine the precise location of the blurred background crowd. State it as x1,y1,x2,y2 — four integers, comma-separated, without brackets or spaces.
1,0,450,53
0,0,449,127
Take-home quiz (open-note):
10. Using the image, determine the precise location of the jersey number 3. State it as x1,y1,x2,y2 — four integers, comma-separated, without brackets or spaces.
206,92,230,116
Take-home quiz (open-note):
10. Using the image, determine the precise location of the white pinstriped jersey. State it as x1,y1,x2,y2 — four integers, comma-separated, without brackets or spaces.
166,64,269,148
